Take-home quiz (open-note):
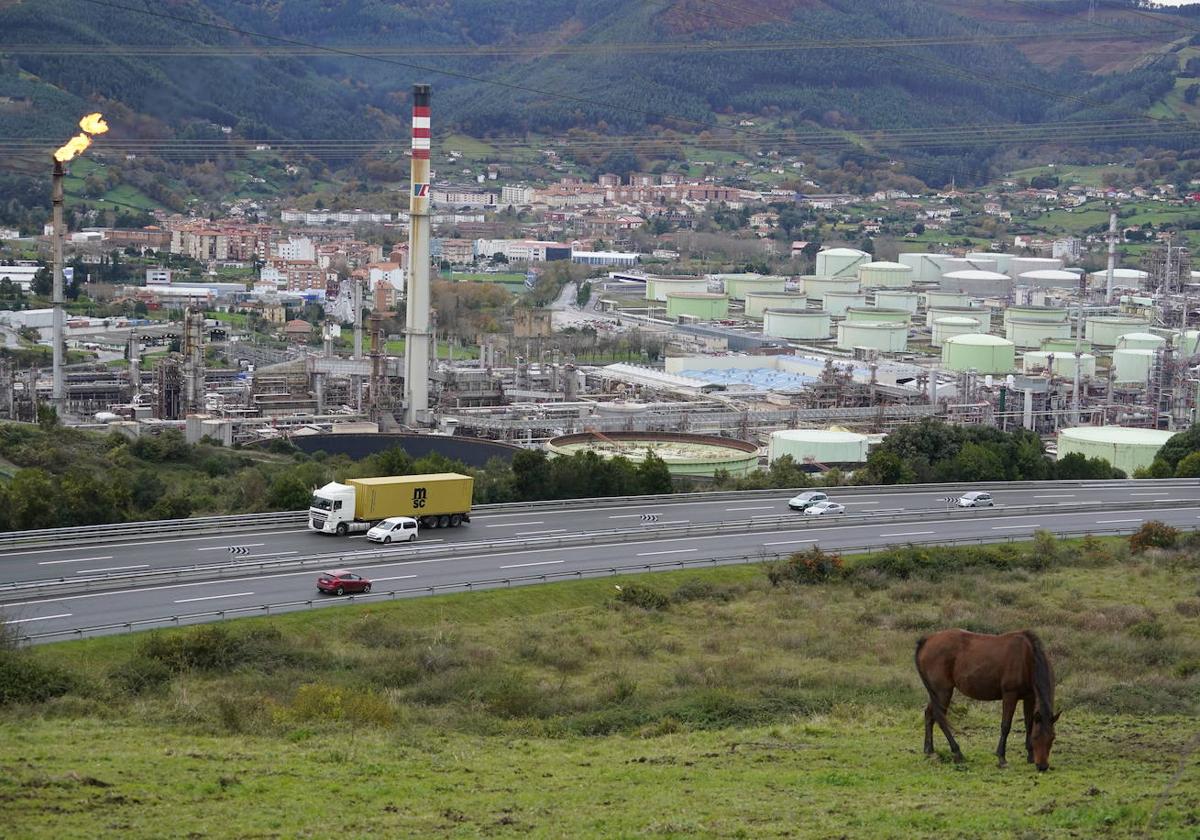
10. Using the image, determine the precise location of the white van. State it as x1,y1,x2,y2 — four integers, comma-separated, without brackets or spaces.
365,516,419,544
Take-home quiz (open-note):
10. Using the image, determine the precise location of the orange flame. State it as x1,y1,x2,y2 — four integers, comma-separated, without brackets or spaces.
78,113,108,135
54,134,92,163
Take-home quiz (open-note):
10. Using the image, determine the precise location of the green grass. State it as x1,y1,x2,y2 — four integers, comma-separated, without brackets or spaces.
450,272,527,284
2,537,1199,837
1005,164,1135,189
384,339,479,359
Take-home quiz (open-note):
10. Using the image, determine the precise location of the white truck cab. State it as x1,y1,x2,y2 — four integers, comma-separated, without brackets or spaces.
309,482,364,535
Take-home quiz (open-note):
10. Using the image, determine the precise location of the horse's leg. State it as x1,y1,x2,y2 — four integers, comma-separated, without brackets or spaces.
924,704,935,755
934,687,964,762
996,693,1017,768
1023,695,1035,763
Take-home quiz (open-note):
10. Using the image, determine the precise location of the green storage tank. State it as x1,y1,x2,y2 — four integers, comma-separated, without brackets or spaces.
666,292,729,321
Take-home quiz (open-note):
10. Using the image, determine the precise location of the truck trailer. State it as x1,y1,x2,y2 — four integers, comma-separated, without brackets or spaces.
309,473,474,535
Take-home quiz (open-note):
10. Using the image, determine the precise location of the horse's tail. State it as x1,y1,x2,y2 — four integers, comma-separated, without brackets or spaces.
914,635,952,731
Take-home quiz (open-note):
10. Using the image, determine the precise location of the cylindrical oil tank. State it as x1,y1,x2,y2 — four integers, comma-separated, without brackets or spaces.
941,256,999,275
1042,336,1093,354
924,290,969,310
1086,316,1153,347
665,292,729,320
941,333,1016,373
837,321,908,352
874,290,920,313
932,316,982,347
647,275,709,302
844,306,910,324
1115,332,1166,351
1017,269,1079,289
763,308,831,340
743,291,805,320
1056,426,1174,476
815,247,870,278
969,252,1014,274
768,429,870,465
1172,330,1200,355
857,260,914,288
1009,257,1063,277
1004,305,1069,323
802,275,860,300
927,304,990,330
824,290,868,316
1005,317,1072,349
899,252,953,283
940,269,1011,296
1022,351,1097,379
1087,268,1149,290
1112,348,1156,383
719,273,788,300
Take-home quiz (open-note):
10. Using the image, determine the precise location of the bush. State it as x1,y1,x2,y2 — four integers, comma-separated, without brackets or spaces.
109,657,173,695
1129,521,1179,554
614,583,670,610
139,625,244,672
283,682,394,727
0,651,75,706
766,547,843,586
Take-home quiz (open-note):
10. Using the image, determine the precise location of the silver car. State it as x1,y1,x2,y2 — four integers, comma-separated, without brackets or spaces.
956,491,994,508
788,491,828,511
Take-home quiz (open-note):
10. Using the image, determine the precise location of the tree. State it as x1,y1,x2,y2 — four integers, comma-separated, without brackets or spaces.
266,473,314,510
1156,423,1200,470
1176,451,1200,478
637,451,673,495
31,265,51,297
858,450,916,485
511,449,553,501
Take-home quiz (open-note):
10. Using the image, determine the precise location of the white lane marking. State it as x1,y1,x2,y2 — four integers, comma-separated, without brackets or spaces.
1096,518,1142,524
196,543,266,552
7,613,71,623
637,549,697,557
38,555,114,566
725,506,775,511
754,513,791,519
487,521,544,528
370,575,418,583
1034,494,1075,498
245,551,298,559
174,591,254,604
992,524,1037,530
879,531,935,537
74,564,149,574
1128,493,1170,497
842,502,879,506
609,512,666,519
763,539,820,546
500,560,565,569
0,528,312,557
518,529,567,537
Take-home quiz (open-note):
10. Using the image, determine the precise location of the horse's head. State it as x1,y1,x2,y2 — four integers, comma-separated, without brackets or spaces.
1031,709,1062,771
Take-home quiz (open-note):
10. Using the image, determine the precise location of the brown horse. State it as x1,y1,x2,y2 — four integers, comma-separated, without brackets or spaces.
915,629,1061,770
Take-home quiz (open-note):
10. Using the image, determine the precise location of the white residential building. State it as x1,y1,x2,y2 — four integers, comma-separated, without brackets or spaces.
275,237,316,261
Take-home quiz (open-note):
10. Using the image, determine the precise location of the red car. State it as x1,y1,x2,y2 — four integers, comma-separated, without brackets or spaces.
317,569,372,596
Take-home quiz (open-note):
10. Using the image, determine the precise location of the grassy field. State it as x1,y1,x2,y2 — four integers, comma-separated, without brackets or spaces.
385,339,480,359
2,538,1198,837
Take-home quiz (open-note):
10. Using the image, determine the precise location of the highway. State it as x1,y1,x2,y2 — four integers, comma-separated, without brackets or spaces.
2,480,1197,642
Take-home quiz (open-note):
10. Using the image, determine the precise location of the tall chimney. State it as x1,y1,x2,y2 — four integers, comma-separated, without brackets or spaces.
51,159,66,415
403,83,432,425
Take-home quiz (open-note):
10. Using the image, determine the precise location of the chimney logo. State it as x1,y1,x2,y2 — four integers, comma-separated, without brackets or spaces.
413,183,429,198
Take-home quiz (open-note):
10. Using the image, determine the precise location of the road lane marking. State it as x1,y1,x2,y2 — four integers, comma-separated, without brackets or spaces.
1128,493,1170,497
608,512,667,519
0,528,314,558
725,506,775,511
518,529,566,537
842,502,879,506
74,564,149,574
7,613,71,623
371,575,418,583
245,551,298,559
992,524,1037,530
1096,518,1142,524
487,521,544,528
38,555,113,566
879,531,935,537
196,543,265,552
637,549,697,557
174,591,254,604
1034,494,1074,498
762,539,820,546
500,560,565,569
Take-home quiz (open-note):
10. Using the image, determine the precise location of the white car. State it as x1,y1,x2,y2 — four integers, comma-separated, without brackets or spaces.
804,501,846,516
955,491,994,508
788,491,828,511
366,516,419,544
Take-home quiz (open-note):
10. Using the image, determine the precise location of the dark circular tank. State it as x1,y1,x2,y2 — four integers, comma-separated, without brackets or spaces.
288,433,522,467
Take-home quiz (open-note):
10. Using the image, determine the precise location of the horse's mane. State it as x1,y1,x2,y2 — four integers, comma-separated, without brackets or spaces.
1022,630,1055,717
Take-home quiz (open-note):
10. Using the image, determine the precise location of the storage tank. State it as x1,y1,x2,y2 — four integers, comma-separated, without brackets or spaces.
718,273,788,300
940,269,1011,296
874,290,920,314
1022,351,1097,379
924,290,969,310
1009,257,1063,277
931,315,982,347
969,252,1014,274
802,275,860,300
548,431,759,478
1112,348,1155,383
763,308,831,340
899,252,953,283
941,256,999,275
857,260,914,288
941,333,1016,373
1004,317,1072,349
1042,337,1092,354
927,304,990,330
1171,330,1200,355
1005,305,1069,323
665,292,729,320
768,429,870,465
1017,269,1079,289
815,247,870,278
1087,268,1149,291
844,306,910,324
743,291,805,320
1086,316,1153,347
824,290,868,316
1056,426,1174,476
1114,332,1166,351
646,275,709,302
836,321,908,352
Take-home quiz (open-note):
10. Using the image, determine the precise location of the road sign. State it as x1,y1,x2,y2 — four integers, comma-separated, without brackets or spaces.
641,514,659,523
228,546,249,556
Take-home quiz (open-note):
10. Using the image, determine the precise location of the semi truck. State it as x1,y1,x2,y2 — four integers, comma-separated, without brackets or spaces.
308,473,474,536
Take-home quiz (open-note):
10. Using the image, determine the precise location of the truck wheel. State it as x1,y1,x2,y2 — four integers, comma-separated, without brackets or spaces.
424,516,438,529
438,515,450,528
449,514,461,527
336,523,348,536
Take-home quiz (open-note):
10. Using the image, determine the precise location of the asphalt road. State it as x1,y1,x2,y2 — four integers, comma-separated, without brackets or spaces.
4,493,1199,643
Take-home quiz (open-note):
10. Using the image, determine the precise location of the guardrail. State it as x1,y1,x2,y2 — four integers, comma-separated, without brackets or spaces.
0,477,1194,552
10,524,1141,645
2,498,1194,603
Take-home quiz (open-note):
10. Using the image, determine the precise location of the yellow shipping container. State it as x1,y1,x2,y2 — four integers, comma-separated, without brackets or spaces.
348,473,474,522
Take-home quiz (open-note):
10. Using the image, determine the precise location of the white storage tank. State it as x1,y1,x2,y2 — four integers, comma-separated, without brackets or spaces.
837,321,908,352
932,315,982,347
1086,316,1153,347
1088,268,1149,291
1017,269,1079,289
743,291,805,320
1022,351,1097,379
941,333,1016,373
858,260,914,288
844,306,910,324
927,304,990,330
899,252,953,283
1114,332,1166,351
718,273,788,300
768,429,870,465
924,290,969,310
874,290,920,314
803,275,860,300
969,252,1014,274
1056,426,1174,476
1009,257,1063,277
645,275,709,302
941,256,998,275
940,269,1011,296
763,308,831,340
1042,337,1093,354
1171,330,1200,355
824,290,868,316
1005,305,1069,323
1004,317,1072,349
1112,348,1156,383
815,247,870,278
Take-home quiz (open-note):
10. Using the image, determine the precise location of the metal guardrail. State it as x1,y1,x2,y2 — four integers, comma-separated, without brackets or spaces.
11,525,1141,644
2,498,1194,603
0,478,1194,552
